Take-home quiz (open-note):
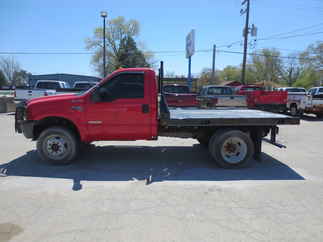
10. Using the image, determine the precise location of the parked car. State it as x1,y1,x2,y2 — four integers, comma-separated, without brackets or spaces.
235,85,288,113
197,85,247,108
73,81,97,90
163,84,197,107
14,80,74,101
276,87,307,116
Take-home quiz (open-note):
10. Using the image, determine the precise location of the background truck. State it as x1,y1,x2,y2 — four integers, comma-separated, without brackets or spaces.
197,85,247,108
235,85,288,113
15,64,299,168
163,84,197,107
73,81,97,90
14,80,78,101
277,87,307,116
304,87,323,118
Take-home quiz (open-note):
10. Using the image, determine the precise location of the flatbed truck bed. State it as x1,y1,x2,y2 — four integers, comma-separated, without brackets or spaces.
165,108,298,126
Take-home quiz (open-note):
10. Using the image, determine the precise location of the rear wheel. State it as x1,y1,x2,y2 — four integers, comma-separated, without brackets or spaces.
290,105,298,116
37,127,79,165
208,130,254,168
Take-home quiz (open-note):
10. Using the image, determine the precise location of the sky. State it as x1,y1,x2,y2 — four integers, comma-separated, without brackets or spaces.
1,0,323,78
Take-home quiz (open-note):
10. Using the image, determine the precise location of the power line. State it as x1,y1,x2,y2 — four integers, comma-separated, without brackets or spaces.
257,31,323,41
258,22,323,40
217,22,323,49
0,48,314,61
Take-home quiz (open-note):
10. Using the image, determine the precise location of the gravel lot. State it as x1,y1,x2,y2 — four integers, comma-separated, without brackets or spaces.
1,113,323,242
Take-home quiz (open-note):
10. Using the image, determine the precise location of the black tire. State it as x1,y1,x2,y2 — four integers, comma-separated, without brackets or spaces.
208,130,254,168
37,126,79,165
290,105,298,116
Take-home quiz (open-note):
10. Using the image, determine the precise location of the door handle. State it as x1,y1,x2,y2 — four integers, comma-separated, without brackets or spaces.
142,104,149,113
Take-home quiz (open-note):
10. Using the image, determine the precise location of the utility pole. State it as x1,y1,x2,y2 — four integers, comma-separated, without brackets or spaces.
212,44,216,82
100,11,107,78
241,0,250,84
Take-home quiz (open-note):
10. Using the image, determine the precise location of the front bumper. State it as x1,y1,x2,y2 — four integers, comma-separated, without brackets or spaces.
15,101,35,139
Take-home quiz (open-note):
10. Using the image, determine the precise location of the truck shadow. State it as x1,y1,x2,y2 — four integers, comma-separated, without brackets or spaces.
0,144,304,190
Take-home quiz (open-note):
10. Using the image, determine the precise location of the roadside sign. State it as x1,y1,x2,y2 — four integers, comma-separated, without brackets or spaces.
186,29,195,58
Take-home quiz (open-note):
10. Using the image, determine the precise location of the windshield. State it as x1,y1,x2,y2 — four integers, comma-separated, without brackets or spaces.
164,85,189,93
207,87,233,95
286,88,306,93
241,86,262,91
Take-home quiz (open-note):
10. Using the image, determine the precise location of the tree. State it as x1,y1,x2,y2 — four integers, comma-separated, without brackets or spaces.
198,68,220,89
249,48,283,83
293,68,319,89
116,36,149,68
299,42,323,86
219,66,241,82
0,70,7,88
280,54,302,86
0,56,21,86
300,42,323,71
85,16,152,76
13,70,31,86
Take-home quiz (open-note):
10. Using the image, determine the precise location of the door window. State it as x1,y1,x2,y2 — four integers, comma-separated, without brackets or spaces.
95,73,144,102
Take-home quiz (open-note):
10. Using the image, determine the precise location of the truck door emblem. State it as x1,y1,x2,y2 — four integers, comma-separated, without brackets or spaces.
71,106,83,111
88,121,102,124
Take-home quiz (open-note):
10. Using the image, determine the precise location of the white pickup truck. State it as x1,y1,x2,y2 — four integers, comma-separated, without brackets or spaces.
277,87,307,116
278,87,323,118
305,87,323,118
14,80,73,101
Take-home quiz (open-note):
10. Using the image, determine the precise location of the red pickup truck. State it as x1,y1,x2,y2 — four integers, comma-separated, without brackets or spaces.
163,84,197,107
235,85,288,112
15,66,299,168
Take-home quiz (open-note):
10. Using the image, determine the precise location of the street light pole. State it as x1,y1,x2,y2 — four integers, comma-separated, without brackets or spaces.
100,11,107,78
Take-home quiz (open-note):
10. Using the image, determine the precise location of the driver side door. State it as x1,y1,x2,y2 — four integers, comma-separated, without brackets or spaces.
85,72,152,141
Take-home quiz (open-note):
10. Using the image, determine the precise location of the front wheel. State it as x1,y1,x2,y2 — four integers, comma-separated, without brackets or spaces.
37,127,79,165
208,130,254,168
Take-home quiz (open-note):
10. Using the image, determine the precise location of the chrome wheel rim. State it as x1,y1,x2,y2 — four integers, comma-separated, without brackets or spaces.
221,137,247,164
44,135,69,160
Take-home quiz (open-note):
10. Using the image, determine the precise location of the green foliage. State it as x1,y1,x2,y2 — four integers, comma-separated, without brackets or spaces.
219,66,241,82
249,48,283,83
300,42,323,70
0,70,7,87
0,56,21,85
117,36,149,68
197,68,220,89
293,68,319,89
85,16,152,77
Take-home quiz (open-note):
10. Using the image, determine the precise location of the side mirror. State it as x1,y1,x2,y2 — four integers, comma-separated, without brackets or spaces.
99,87,108,99
99,87,114,102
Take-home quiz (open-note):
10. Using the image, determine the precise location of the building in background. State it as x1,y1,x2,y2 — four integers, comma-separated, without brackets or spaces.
28,73,100,88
